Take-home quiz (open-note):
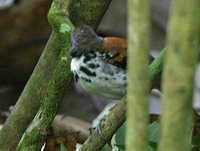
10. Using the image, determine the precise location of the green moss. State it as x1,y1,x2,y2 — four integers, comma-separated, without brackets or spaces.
159,1,200,151
174,44,180,53
60,23,71,33
75,2,81,7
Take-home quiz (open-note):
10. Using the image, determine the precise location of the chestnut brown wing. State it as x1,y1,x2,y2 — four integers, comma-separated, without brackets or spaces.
101,37,154,69
101,37,127,69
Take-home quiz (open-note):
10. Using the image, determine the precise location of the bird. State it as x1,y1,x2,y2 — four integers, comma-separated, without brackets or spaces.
70,25,154,100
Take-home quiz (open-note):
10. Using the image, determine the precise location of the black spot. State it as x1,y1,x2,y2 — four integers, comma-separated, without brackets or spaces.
85,78,91,83
83,52,97,63
123,76,126,80
100,52,113,60
96,64,100,67
80,66,96,77
109,72,114,76
74,73,79,82
88,63,96,69
81,77,92,83
83,55,91,63
106,52,111,59
105,77,109,80
113,57,127,69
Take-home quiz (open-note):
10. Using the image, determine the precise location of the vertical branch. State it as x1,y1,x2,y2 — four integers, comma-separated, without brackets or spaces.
126,0,151,150
15,2,74,150
158,0,200,151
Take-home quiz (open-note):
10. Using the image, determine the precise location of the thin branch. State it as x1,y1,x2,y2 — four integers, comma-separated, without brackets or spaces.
126,0,151,150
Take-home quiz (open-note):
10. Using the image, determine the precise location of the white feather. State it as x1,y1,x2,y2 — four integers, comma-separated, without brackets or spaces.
71,52,126,99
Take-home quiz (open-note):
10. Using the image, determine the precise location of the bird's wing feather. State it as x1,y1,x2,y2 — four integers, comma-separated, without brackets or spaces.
101,37,155,69
101,37,127,69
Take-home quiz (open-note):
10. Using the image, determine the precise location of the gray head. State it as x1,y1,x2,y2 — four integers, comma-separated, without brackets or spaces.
70,25,103,57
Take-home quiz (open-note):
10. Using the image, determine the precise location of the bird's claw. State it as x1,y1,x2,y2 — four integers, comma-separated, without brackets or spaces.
95,116,106,138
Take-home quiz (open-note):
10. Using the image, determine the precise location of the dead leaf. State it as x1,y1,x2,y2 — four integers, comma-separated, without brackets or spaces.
44,132,80,151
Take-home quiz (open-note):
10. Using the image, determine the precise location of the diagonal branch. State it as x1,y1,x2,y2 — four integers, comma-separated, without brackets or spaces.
0,30,61,151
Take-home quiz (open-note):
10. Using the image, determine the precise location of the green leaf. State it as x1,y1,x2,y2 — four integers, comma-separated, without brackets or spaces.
148,141,157,151
101,144,112,151
112,122,126,151
112,121,160,151
115,122,126,145
115,144,125,151
148,121,160,143
60,143,68,151
147,145,157,151
147,121,160,151
192,135,200,148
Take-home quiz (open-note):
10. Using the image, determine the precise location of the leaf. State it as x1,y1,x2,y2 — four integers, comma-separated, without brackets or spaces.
44,132,79,151
148,121,160,143
60,143,67,151
115,144,125,151
115,122,126,146
192,136,200,148
147,121,160,151
112,122,126,151
148,141,157,151
147,145,157,151
112,121,160,151
101,144,112,151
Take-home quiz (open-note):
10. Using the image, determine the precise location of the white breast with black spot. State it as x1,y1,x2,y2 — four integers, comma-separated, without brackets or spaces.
71,52,126,99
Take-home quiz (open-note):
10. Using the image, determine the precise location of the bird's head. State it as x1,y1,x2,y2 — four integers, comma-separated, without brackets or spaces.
70,25,103,57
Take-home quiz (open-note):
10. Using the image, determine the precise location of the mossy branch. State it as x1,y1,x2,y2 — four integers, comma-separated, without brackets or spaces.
158,0,200,151
15,40,72,151
68,0,112,29
0,31,61,151
15,1,73,150
126,0,151,150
